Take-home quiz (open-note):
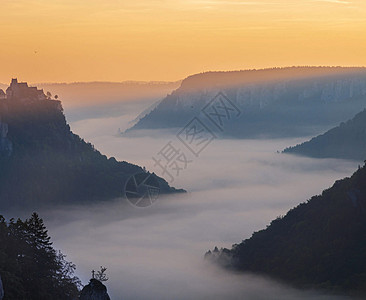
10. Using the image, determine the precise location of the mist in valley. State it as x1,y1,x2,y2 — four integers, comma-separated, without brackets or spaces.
26,99,358,300
2,0,365,297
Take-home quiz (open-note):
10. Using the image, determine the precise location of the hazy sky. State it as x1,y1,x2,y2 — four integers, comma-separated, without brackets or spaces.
1,0,365,83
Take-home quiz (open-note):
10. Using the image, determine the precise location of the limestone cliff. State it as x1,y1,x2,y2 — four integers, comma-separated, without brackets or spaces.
0,275,4,300
127,67,366,138
0,119,12,156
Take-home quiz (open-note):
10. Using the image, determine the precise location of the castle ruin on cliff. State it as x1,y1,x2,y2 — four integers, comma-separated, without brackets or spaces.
0,78,47,102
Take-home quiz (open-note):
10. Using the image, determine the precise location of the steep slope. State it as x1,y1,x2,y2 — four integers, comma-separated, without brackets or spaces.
206,164,366,296
284,109,366,161
127,99,162,128
126,67,366,138
0,88,183,209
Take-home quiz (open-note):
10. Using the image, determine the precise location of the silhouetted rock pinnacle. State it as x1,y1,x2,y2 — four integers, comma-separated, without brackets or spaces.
79,279,111,300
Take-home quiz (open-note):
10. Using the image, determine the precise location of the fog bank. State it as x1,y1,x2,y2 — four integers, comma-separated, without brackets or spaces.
42,123,357,299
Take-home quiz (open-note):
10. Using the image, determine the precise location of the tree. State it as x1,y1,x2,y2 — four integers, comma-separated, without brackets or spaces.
0,213,80,300
26,212,52,250
54,95,58,100
95,266,109,282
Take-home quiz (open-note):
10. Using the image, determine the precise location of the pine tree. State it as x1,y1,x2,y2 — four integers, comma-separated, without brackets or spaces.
0,213,80,300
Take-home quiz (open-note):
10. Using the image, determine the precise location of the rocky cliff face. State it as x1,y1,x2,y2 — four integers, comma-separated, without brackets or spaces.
236,77,366,108
0,119,12,156
127,69,366,138
126,68,366,138
79,279,111,300
0,275,4,300
165,76,366,111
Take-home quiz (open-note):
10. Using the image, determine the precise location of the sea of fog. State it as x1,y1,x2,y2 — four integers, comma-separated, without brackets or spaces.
39,103,358,299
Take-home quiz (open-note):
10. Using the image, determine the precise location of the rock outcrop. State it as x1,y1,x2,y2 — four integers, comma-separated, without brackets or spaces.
0,119,12,156
0,275,4,300
79,279,111,300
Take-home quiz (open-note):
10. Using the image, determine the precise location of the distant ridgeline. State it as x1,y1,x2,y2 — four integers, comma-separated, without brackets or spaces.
0,79,184,209
206,163,366,296
126,67,366,138
284,109,366,161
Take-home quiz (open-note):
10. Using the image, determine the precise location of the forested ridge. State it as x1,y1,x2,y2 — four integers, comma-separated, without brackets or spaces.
206,162,366,296
284,109,366,161
0,98,184,208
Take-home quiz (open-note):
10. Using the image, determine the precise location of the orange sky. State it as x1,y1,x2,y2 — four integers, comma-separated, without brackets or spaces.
0,0,365,83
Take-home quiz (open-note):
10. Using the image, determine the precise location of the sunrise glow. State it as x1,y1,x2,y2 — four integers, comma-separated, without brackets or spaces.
1,0,365,82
